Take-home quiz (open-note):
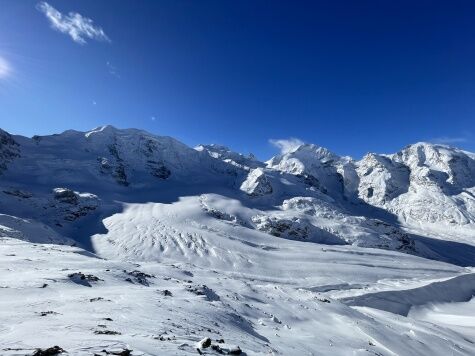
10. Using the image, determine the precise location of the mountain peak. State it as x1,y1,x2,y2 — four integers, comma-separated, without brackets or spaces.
267,143,341,172
85,125,118,136
84,125,153,139
196,143,263,169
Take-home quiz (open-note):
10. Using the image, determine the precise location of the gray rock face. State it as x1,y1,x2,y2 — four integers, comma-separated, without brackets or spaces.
0,129,20,174
240,168,273,196
106,142,129,186
363,219,416,253
3,189,33,199
251,214,344,244
146,160,171,179
53,188,79,204
52,188,99,222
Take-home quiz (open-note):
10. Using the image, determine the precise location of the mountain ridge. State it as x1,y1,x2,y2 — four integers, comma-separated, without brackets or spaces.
1,125,474,254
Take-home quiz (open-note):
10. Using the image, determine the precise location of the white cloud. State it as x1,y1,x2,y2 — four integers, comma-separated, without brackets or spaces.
106,61,120,78
37,2,110,45
269,137,305,154
0,56,11,79
431,136,468,144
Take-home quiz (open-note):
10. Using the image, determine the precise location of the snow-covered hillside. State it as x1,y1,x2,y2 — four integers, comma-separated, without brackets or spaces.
0,126,474,355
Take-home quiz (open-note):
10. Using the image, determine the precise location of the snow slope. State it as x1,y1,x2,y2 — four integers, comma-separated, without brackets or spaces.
1,234,474,355
0,126,474,355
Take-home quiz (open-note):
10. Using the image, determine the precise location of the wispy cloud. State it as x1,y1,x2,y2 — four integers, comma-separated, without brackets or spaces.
269,137,305,154
0,56,12,79
37,2,110,45
430,136,468,145
106,61,120,78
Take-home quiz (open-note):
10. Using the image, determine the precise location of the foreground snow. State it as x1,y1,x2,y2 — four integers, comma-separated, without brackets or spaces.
1,236,474,355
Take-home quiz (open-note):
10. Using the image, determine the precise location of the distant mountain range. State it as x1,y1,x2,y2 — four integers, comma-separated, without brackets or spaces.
1,125,474,253
1,126,475,355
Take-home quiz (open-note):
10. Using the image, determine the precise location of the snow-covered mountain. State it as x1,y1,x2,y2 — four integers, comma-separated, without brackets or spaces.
3,125,233,189
267,140,475,243
1,126,474,355
357,143,475,242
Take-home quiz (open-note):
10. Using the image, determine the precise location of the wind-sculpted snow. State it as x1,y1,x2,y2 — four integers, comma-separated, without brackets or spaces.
343,273,475,316
0,214,74,245
1,229,474,355
0,126,475,355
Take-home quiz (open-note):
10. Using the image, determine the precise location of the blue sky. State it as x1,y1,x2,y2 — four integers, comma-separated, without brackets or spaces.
0,0,474,159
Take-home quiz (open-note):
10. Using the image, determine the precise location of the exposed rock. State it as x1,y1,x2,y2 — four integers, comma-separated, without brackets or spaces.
297,173,321,189
240,168,273,196
68,272,102,287
113,164,129,186
364,219,416,253
228,346,242,355
197,337,212,349
204,206,238,222
0,129,20,175
124,270,155,286
104,142,129,186
110,349,132,356
94,330,121,335
211,344,224,353
90,297,106,302
282,197,342,218
252,214,344,244
3,189,32,198
200,197,242,224
51,189,99,222
186,284,220,301
38,311,59,316
93,348,132,356
98,156,111,172
53,188,78,205
32,346,64,356
161,289,173,296
147,160,171,179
